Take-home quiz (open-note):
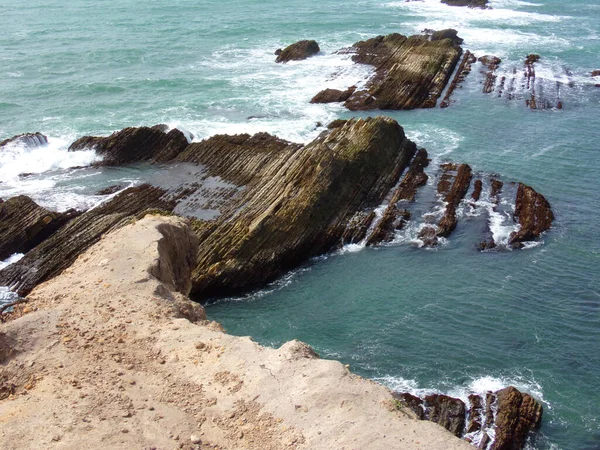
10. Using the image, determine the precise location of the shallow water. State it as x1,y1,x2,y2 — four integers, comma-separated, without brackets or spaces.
1,0,599,448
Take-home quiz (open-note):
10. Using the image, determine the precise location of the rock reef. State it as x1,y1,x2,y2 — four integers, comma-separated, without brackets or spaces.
274,40,320,63
0,132,48,149
441,0,488,7
394,387,543,449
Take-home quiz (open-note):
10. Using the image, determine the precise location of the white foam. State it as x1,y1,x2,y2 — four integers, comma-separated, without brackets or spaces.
0,253,24,271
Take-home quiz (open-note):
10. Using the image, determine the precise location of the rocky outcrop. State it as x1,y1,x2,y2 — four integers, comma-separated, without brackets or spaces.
425,394,466,437
68,125,189,165
336,31,462,110
509,183,553,246
0,196,79,261
310,86,356,104
274,40,320,63
394,387,543,450
0,132,48,149
441,0,488,7
441,50,477,107
437,163,473,238
479,56,502,94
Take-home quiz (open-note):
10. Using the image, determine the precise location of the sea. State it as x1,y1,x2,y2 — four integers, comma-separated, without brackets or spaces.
1,0,599,448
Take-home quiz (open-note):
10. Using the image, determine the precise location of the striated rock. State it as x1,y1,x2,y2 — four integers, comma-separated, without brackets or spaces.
189,117,417,298
471,179,483,202
275,40,320,63
479,55,502,94
341,31,462,110
441,0,488,7
431,29,464,45
437,163,472,238
68,126,189,165
424,394,466,437
393,392,425,419
509,183,553,246
491,386,543,450
0,196,79,261
95,184,127,195
341,211,377,245
0,132,48,149
327,119,348,129
441,50,477,108
310,86,356,104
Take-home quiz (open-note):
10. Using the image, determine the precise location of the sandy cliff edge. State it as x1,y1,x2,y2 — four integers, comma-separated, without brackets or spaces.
0,215,471,450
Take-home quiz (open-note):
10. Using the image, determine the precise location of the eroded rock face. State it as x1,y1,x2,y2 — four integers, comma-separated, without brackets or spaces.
0,132,48,149
310,86,356,104
68,126,189,165
491,387,543,450
437,163,473,238
509,183,553,246
275,40,320,63
339,31,462,110
0,196,79,261
441,51,477,108
425,394,466,437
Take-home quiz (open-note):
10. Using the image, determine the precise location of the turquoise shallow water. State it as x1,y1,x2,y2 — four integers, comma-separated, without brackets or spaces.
1,0,599,448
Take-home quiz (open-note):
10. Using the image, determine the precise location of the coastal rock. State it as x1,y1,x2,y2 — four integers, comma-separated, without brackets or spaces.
0,196,79,261
392,392,425,419
424,394,466,437
68,126,189,165
479,55,502,94
0,132,48,149
441,0,488,7
341,31,462,110
274,40,320,63
491,386,543,450
471,179,483,202
436,163,472,238
440,50,477,107
509,183,553,246
418,226,439,247
467,394,483,433
592,70,600,77
310,86,356,104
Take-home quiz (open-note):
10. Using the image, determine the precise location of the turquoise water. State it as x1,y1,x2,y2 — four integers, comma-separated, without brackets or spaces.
1,0,599,448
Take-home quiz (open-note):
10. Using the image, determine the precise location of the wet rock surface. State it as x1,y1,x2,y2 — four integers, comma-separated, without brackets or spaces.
274,40,320,63
441,50,477,107
0,196,79,261
310,86,356,104
332,31,462,110
394,386,543,450
441,0,488,7
509,183,554,246
0,132,48,149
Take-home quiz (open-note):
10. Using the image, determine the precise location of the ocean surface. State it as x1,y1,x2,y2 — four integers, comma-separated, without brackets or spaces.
1,0,599,448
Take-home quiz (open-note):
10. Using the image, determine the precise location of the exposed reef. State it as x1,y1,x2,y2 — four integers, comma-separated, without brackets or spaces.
0,132,48,149
274,40,320,63
394,386,543,449
310,30,463,110
0,119,554,300
441,0,488,7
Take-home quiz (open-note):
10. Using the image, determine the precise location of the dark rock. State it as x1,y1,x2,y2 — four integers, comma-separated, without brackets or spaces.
393,392,425,419
68,126,189,165
490,386,543,450
342,32,462,110
430,29,464,45
275,40,320,63
509,183,553,245
479,56,502,94
592,70,600,77
467,394,484,433
0,132,48,149
485,392,496,426
327,119,348,129
441,0,488,7
525,54,540,64
478,433,491,450
0,196,80,261
490,179,503,202
418,226,439,247
478,240,497,251
424,394,466,437
436,163,472,238
471,179,483,202
310,86,356,104
440,50,477,108
341,211,377,245
478,56,502,69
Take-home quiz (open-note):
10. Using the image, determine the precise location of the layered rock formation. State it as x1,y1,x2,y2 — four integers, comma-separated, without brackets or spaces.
394,387,543,450
274,40,320,63
0,132,48,149
440,50,477,108
311,30,463,110
509,183,554,246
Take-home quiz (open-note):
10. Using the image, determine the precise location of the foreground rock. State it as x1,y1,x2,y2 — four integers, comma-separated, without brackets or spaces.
0,216,472,450
312,30,463,110
394,388,543,449
0,196,79,261
0,132,48,149
275,40,320,63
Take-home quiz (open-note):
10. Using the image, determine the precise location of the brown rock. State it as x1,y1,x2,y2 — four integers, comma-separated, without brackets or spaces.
392,392,425,419
509,183,553,245
418,226,439,247
424,394,466,437
0,196,80,261
440,50,477,108
490,386,543,450
275,40,320,63
437,164,472,238
68,126,189,166
467,394,483,433
342,31,462,110
592,70,600,77
471,179,483,202
310,86,356,104
0,132,48,149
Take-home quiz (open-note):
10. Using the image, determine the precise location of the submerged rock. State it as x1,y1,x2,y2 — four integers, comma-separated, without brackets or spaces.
274,40,320,63
0,132,48,149
68,126,189,165
338,31,462,110
0,196,79,261
441,0,488,7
